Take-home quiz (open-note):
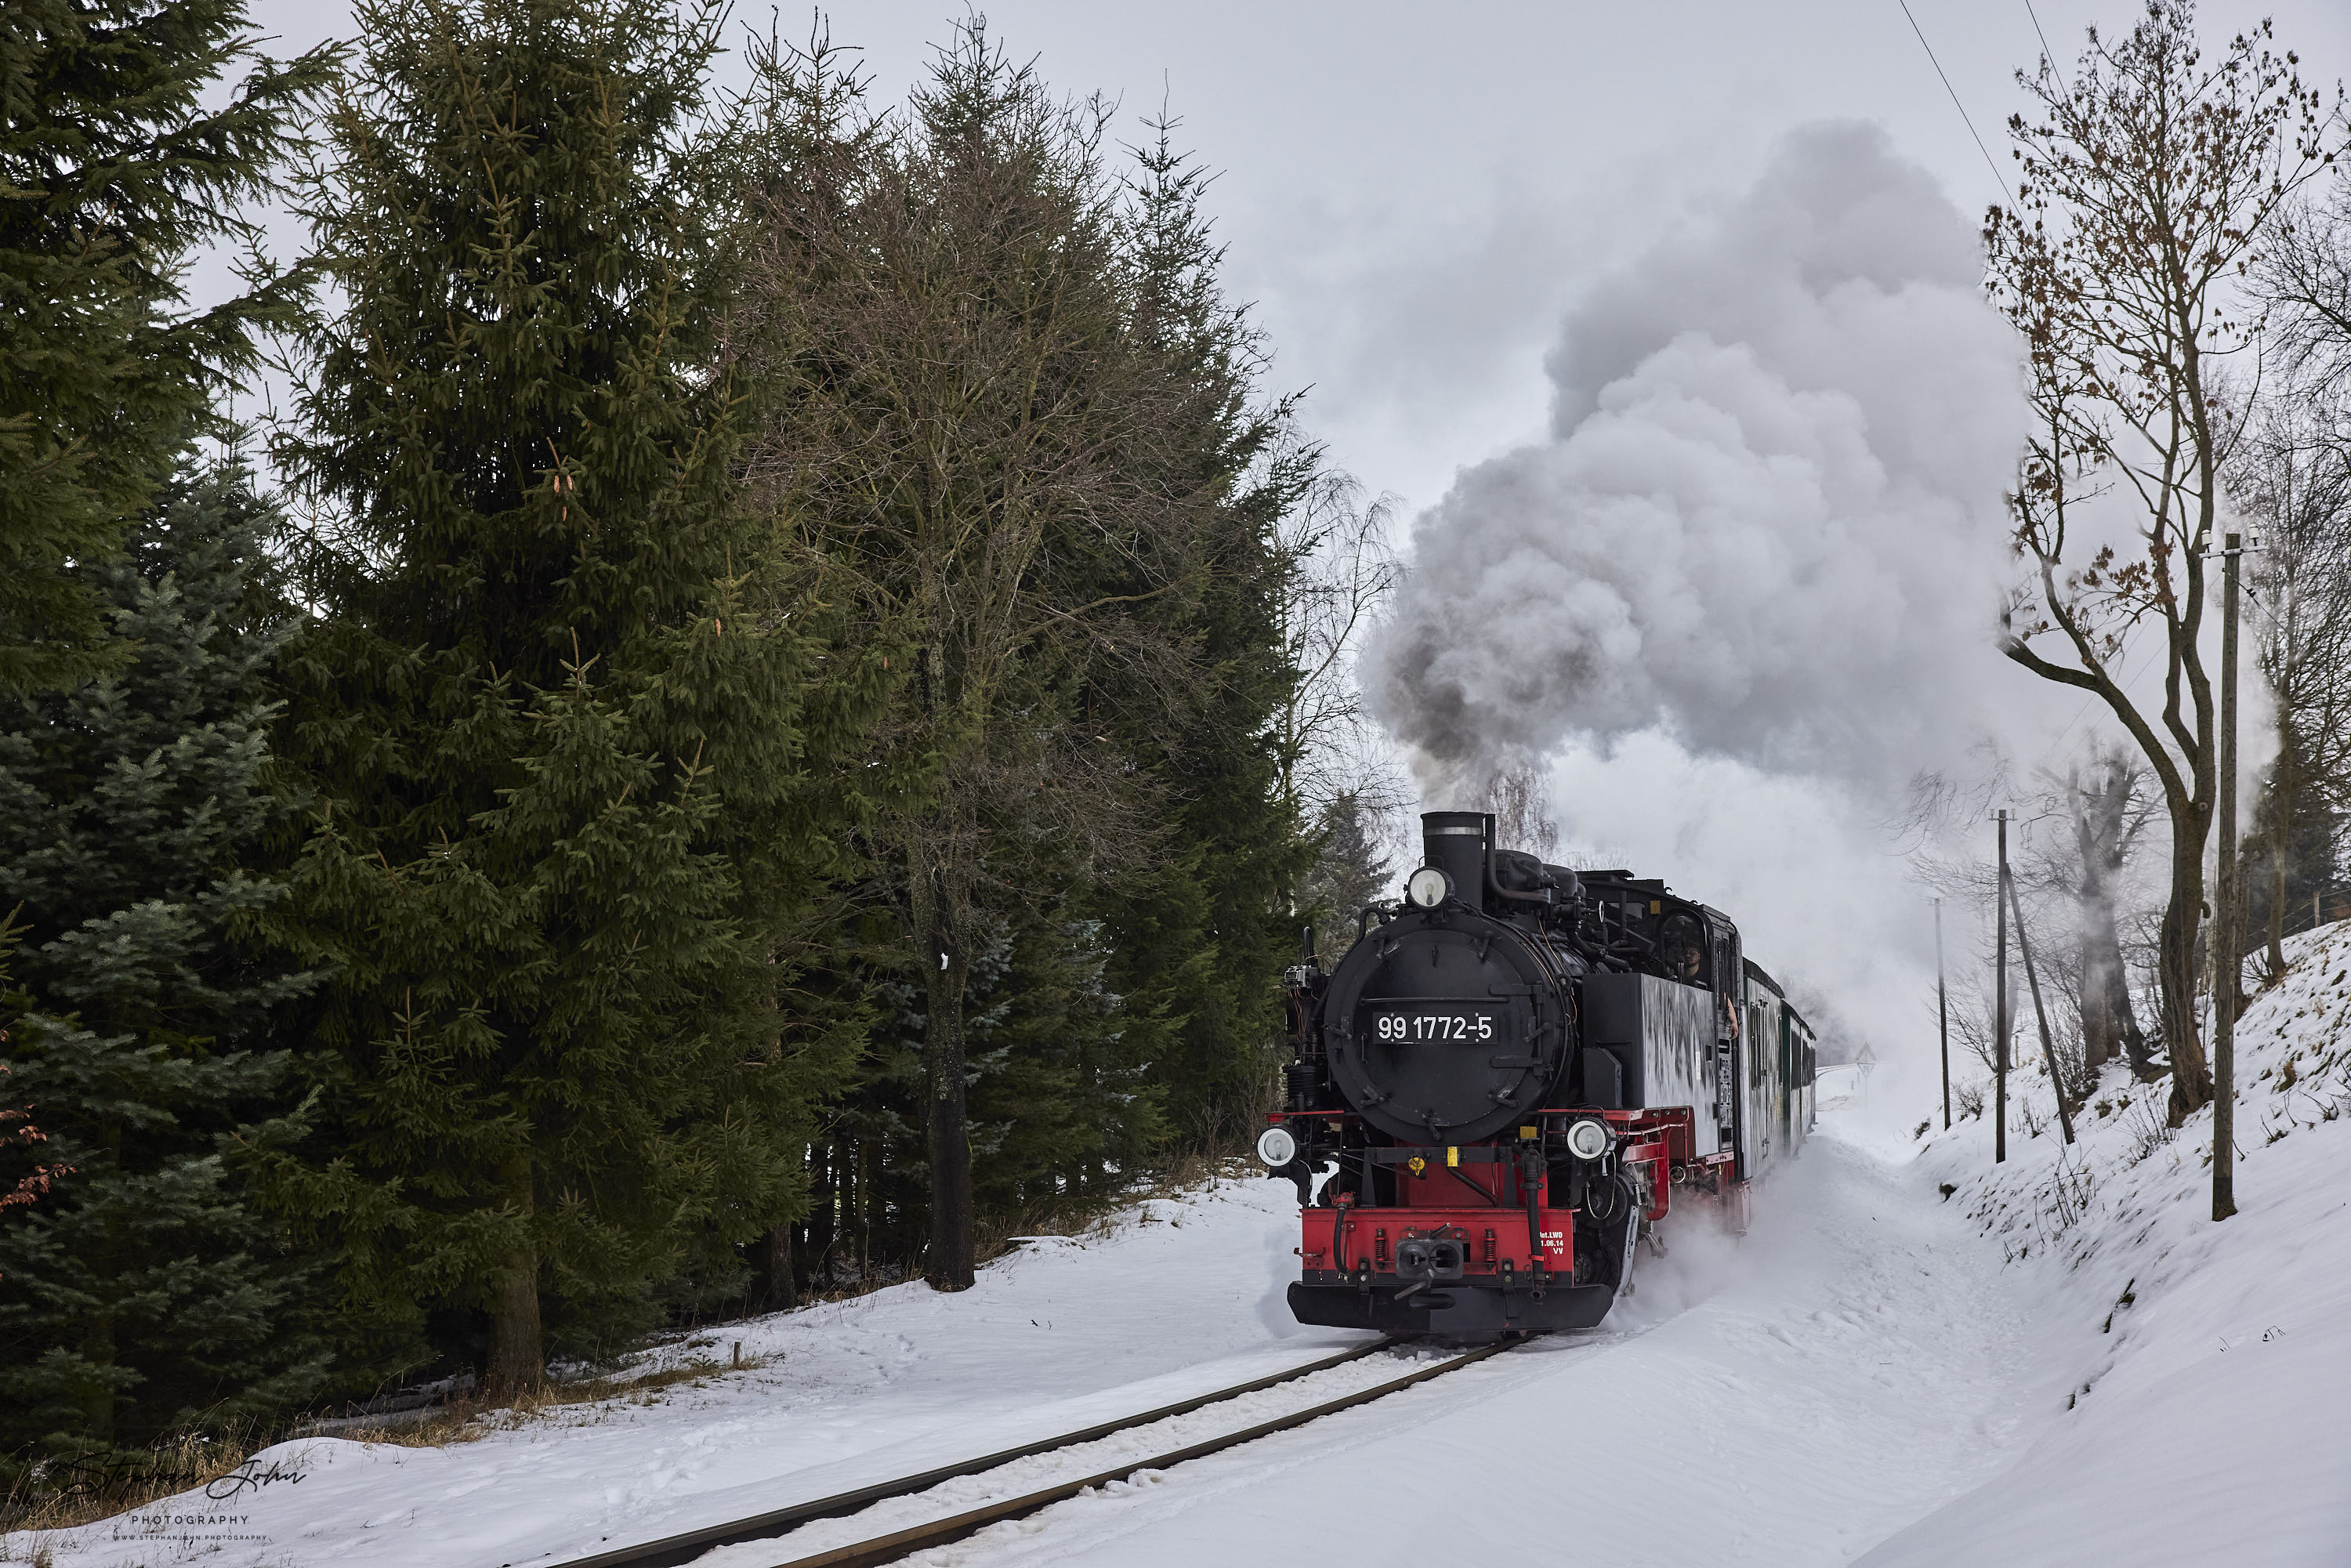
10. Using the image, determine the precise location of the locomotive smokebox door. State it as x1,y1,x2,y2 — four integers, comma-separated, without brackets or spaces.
1320,814,1570,1146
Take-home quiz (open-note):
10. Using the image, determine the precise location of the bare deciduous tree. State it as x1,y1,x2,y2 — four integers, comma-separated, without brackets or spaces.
2068,745,2160,1077
2261,165,2351,397
1271,471,1407,835
2244,168,2351,970
1906,742,2158,1099
1986,0,2339,1121
2230,386,2351,977
1476,758,1560,861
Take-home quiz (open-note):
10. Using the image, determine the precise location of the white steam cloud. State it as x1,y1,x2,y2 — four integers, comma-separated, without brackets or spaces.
1365,121,2023,800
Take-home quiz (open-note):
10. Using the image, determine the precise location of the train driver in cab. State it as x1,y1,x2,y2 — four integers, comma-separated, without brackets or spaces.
1662,916,1705,986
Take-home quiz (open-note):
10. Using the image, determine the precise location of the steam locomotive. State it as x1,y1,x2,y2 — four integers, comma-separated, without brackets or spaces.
1259,811,1817,1338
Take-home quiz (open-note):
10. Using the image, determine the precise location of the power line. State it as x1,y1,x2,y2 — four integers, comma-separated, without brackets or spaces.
1898,0,2009,201
2023,0,2056,70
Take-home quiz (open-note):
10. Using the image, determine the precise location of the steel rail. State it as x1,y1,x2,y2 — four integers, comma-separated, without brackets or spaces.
751,1338,1518,1568
547,1338,1399,1568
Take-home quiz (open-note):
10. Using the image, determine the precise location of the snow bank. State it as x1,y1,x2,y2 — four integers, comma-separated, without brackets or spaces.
1,1182,1372,1568
1857,925,2351,1566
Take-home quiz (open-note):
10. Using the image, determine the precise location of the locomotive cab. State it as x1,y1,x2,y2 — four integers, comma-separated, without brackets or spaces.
1266,810,1773,1339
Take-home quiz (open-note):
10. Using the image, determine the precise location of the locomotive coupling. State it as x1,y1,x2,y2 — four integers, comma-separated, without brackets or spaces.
1393,1236,1466,1281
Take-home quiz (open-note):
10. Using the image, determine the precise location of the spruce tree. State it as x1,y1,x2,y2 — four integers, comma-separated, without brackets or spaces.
0,2,328,694
1299,793,1396,940
1096,122,1317,1151
263,0,875,1390
737,32,1322,1274
973,914,1166,1206
734,27,1136,1290
0,465,328,1479
2,918,74,1233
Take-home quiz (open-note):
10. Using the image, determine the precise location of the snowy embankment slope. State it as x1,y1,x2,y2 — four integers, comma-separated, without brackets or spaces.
12,933,2349,1568
1857,923,2351,1566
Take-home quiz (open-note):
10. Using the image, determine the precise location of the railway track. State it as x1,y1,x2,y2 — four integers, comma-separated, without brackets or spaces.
551,1336,1517,1568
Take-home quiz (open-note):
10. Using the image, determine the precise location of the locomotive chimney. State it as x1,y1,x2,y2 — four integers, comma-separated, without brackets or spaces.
1419,811,1491,908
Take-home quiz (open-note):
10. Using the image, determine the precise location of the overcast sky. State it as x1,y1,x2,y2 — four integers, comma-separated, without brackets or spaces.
241,0,2351,1092
238,0,2349,514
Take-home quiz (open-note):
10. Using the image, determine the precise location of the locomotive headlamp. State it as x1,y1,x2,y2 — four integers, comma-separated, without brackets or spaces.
1565,1117,1611,1161
1404,867,1453,908
1255,1126,1299,1168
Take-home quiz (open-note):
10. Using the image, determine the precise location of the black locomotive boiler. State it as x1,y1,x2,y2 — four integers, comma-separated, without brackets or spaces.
1258,811,1817,1338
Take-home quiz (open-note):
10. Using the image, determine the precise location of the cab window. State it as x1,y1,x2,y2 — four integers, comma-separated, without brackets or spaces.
1661,913,1705,985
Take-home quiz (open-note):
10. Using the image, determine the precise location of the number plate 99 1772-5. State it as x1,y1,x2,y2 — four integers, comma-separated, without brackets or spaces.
1371,1010,1496,1042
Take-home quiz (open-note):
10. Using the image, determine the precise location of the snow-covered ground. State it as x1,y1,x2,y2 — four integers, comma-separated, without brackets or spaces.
11,931,2348,1568
3,1184,1376,1568
1858,924,2351,1566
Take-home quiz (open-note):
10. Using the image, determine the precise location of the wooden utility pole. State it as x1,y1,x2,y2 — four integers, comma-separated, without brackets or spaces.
1935,896,1951,1130
2215,532,2244,1222
1995,808,2010,1164
2005,875,2075,1145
